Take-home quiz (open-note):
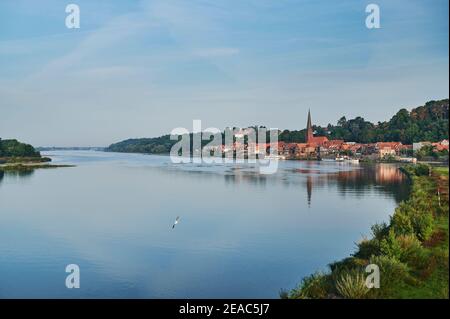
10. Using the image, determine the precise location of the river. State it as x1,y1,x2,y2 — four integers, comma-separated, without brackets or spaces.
0,151,410,298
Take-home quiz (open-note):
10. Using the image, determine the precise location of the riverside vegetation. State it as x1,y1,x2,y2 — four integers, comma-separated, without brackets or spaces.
0,138,73,171
283,164,449,299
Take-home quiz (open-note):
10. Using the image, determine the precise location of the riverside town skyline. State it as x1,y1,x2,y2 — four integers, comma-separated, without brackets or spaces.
160,106,448,164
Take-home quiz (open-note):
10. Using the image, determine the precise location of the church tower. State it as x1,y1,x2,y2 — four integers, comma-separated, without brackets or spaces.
306,109,314,144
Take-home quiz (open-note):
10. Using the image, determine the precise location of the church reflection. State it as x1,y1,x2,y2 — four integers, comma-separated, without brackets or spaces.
306,176,313,207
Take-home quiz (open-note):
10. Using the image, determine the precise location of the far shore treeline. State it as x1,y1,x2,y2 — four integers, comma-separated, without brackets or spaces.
106,99,449,154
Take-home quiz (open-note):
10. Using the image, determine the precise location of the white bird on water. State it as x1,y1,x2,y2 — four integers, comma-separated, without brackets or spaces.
172,216,180,229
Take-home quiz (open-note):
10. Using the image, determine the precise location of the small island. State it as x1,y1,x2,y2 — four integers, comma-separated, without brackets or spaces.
0,138,73,171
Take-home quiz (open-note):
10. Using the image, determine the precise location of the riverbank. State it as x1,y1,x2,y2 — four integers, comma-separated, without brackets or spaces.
0,156,51,164
0,162,75,171
284,164,449,299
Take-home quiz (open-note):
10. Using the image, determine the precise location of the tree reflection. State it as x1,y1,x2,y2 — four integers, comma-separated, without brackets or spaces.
0,169,35,187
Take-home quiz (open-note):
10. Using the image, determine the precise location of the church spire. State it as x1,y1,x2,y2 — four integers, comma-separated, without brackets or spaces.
306,109,314,143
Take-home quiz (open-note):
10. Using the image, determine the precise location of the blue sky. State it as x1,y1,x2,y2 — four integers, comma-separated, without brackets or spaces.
0,0,448,146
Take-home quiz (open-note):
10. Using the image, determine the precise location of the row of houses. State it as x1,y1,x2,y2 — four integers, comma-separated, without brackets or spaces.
203,138,448,160
413,140,449,152
203,110,448,161
204,140,411,159
275,139,412,159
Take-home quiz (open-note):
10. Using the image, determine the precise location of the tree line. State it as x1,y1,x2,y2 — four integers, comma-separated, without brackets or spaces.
106,99,449,154
280,99,448,144
0,138,41,158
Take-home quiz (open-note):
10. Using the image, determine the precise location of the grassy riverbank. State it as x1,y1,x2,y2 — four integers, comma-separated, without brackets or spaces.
0,163,74,171
285,164,449,299
0,156,51,164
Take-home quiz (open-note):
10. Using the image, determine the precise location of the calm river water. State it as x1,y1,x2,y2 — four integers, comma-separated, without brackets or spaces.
0,151,410,298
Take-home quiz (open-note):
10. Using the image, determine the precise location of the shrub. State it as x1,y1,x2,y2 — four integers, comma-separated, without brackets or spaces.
396,234,425,264
410,211,434,241
369,255,411,297
391,208,414,236
329,257,368,273
354,239,380,259
371,222,389,240
289,273,331,299
391,200,434,241
414,164,431,176
380,230,403,260
335,270,370,299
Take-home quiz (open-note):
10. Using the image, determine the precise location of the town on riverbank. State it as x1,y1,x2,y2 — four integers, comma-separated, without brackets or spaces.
203,109,448,164
106,99,449,165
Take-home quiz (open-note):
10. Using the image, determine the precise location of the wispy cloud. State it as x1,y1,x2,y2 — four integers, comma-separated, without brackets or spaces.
193,47,240,58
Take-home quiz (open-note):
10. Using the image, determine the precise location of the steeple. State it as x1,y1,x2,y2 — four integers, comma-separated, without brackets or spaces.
306,109,314,144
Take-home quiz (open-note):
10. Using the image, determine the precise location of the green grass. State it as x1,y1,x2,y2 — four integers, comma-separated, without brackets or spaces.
435,166,449,175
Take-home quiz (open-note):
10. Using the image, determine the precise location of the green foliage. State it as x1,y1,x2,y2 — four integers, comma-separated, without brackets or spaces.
396,235,426,264
289,273,331,299
391,207,414,236
329,257,368,274
413,163,431,176
380,229,404,260
0,139,41,158
335,270,370,299
279,99,448,143
106,135,177,154
390,183,434,241
287,165,448,299
353,239,380,259
369,255,411,297
411,211,434,241
371,222,390,240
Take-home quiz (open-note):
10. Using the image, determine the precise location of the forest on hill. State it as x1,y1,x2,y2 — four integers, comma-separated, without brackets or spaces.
0,138,41,158
280,99,449,144
107,99,449,154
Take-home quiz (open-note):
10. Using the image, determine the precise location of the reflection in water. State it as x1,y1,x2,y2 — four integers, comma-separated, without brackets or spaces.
0,152,412,298
0,169,35,186
306,176,312,207
299,164,410,206
133,161,410,207
1,163,409,207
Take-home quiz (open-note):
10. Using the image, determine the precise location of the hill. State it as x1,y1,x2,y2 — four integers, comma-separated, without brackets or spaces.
0,138,41,158
106,99,449,154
